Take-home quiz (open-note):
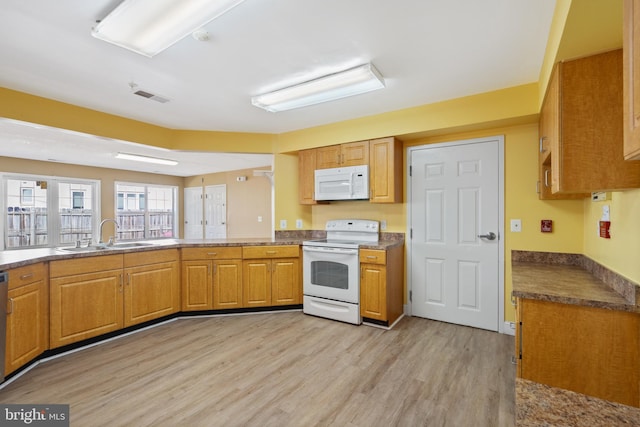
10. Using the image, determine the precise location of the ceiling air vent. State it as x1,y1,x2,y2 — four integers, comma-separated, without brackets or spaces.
133,89,170,104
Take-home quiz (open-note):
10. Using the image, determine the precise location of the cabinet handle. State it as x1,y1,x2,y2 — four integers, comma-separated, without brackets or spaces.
366,255,378,260
544,169,550,187
7,297,13,314
207,252,217,256
539,136,547,152
119,274,123,293
20,273,33,280
266,250,276,255
127,273,131,285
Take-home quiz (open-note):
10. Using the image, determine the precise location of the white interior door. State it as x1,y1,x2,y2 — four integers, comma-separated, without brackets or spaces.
184,187,203,239
409,137,503,331
205,184,226,239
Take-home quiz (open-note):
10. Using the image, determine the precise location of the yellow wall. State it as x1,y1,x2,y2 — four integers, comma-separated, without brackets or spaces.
584,190,640,283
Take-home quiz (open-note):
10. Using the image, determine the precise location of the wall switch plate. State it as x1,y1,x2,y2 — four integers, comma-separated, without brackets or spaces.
295,219,303,229
510,219,522,232
381,220,387,231
280,219,287,229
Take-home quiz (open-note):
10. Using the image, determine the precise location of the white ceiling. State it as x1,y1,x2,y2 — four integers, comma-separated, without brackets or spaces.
0,0,556,176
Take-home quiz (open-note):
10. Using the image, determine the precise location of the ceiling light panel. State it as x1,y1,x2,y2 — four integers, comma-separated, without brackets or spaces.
251,63,385,112
116,152,178,165
92,0,246,57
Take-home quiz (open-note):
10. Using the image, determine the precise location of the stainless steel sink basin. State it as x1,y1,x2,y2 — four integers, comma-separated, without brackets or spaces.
57,242,154,252
57,245,111,253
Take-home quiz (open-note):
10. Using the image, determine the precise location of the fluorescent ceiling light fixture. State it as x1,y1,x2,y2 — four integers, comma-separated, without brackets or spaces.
251,63,385,112
92,0,246,57
116,152,178,166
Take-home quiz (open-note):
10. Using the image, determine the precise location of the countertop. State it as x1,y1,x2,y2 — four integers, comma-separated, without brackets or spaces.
516,378,640,426
0,233,405,270
511,251,639,313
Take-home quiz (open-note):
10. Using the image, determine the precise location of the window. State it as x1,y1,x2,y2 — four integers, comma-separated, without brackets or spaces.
3,175,100,249
115,182,177,240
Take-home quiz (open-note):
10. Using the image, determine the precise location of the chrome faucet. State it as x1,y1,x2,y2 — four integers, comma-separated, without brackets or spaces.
98,218,119,245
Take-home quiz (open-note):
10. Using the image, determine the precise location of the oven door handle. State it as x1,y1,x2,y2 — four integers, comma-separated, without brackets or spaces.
303,246,359,255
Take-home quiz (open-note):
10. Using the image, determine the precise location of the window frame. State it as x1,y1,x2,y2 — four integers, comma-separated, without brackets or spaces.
114,181,178,241
2,173,101,250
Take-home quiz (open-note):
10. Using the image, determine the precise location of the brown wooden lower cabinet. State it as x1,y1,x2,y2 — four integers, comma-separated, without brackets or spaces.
359,245,404,326
516,298,640,407
123,249,180,327
5,263,48,376
242,245,301,308
49,249,180,349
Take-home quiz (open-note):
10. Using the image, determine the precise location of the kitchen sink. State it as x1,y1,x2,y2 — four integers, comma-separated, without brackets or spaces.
57,242,154,252
57,245,111,253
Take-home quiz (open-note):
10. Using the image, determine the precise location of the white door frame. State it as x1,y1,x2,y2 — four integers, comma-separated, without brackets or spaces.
406,135,506,334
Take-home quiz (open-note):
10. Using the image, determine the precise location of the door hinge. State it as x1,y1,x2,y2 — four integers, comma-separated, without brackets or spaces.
409,290,412,302
409,165,412,176
410,228,413,239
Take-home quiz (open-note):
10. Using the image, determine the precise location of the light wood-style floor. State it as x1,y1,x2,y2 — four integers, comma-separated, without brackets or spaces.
0,312,515,427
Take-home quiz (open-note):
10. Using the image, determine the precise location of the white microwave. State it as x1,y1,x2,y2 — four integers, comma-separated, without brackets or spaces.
314,165,369,201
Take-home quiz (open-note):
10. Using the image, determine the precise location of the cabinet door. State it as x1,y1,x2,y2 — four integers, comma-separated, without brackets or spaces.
182,260,212,311
50,269,123,348
242,260,271,307
520,299,639,407
316,145,342,169
5,280,48,375
271,258,300,305
360,263,387,321
213,259,242,309
624,0,640,160
298,149,318,205
370,137,402,203
124,260,180,327
341,141,369,166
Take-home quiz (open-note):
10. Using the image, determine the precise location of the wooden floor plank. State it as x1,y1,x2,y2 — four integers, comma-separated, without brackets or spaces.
0,312,515,426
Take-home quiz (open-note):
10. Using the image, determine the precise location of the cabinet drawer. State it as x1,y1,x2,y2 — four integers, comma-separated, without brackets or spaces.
124,248,179,267
9,262,47,290
182,247,242,261
242,245,299,259
360,249,386,265
50,254,124,278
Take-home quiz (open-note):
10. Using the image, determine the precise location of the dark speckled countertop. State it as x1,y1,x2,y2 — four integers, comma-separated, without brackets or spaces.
511,250,639,313
512,251,640,425
0,231,405,270
516,379,640,426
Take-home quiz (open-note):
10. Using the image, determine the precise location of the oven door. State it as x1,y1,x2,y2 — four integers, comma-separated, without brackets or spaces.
302,245,359,304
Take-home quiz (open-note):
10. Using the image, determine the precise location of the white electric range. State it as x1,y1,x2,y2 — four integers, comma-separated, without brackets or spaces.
302,219,379,324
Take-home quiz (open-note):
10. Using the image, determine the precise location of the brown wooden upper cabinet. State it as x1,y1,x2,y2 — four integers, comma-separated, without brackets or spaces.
624,0,640,160
316,140,369,169
538,49,640,199
298,137,403,204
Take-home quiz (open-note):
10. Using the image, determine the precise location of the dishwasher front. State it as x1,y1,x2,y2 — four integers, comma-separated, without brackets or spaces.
0,271,7,382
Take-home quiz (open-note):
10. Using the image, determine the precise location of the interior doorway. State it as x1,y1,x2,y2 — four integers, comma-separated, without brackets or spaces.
407,136,504,332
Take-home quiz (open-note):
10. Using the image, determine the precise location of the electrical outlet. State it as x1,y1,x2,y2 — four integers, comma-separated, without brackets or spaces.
296,219,303,229
280,219,287,229
381,220,387,231
510,219,522,232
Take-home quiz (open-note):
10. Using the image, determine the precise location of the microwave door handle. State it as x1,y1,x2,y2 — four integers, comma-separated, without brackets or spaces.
350,172,355,197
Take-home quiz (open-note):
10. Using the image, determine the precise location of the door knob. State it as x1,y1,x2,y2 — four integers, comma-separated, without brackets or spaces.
477,232,497,240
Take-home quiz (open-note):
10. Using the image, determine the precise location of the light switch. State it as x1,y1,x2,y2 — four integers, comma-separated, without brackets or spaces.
510,219,522,232
280,219,287,229
296,219,303,229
